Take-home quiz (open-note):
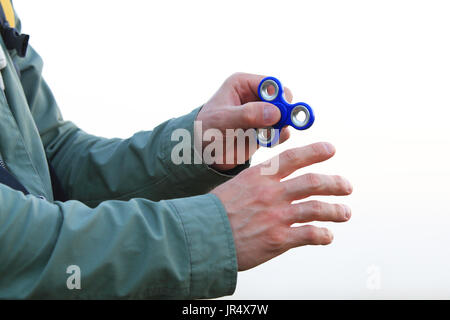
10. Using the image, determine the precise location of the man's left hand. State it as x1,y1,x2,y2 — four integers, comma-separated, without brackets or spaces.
196,72,293,171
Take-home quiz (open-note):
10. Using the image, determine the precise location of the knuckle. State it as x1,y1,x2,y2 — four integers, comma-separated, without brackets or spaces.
227,72,245,84
282,149,298,163
270,209,286,223
303,225,320,243
311,142,328,158
310,200,323,217
238,167,269,188
284,206,297,223
303,226,332,245
305,173,322,191
243,107,257,125
266,228,287,249
209,108,227,124
231,71,245,78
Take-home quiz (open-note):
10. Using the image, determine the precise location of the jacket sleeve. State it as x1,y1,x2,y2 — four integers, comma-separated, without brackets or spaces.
0,183,237,299
11,14,249,206
14,43,248,206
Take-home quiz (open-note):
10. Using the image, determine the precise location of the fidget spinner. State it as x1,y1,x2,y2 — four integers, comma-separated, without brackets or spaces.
256,76,315,147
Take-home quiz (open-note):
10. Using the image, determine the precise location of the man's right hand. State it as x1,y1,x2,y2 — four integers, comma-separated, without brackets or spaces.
211,142,353,271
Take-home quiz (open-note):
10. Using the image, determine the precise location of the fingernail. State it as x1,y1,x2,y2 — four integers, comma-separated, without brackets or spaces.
325,229,334,241
343,205,351,220
323,142,335,155
346,180,353,194
263,105,279,125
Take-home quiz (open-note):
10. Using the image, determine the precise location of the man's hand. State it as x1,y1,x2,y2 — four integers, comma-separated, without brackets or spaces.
196,72,293,171
211,142,352,271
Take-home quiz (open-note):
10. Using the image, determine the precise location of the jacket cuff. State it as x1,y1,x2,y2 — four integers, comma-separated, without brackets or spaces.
162,107,250,195
169,193,237,299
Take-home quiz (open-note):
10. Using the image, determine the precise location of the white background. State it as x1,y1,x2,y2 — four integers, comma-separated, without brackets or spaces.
14,0,450,299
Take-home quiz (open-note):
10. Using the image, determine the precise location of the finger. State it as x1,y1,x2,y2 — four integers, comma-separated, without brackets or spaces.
227,101,281,129
287,225,333,247
262,142,336,179
226,73,294,105
282,173,353,201
226,72,267,104
278,126,291,144
285,200,351,224
283,87,293,103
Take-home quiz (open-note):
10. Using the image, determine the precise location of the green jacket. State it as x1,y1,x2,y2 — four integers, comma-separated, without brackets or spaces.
0,8,243,299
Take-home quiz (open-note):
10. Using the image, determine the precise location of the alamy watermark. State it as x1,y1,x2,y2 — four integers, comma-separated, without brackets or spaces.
171,121,280,175
66,265,81,290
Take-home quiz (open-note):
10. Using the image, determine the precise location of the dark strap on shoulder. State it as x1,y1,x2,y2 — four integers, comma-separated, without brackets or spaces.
0,1,29,57
0,2,66,200
0,165,29,195
1,26,28,57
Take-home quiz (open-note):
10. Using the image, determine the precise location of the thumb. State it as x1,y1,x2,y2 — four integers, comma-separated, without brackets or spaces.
227,102,281,129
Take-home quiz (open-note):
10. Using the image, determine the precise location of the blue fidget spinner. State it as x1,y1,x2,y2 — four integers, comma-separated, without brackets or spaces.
257,76,315,147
